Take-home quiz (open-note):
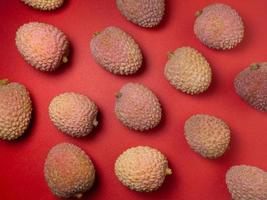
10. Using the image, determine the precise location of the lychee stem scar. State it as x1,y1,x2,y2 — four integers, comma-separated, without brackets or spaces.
166,168,172,175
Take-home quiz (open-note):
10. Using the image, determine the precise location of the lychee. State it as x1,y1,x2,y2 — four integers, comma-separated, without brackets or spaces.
234,62,267,111
44,143,95,198
90,26,142,75
164,47,212,95
194,3,244,50
184,114,231,159
0,80,32,140
16,22,69,72
116,0,165,28
115,83,162,131
49,92,98,137
115,146,172,192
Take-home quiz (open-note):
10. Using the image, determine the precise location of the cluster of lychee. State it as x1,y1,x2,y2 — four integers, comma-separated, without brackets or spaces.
1,0,267,199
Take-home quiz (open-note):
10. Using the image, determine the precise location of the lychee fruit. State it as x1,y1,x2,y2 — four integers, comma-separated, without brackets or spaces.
234,62,267,111
21,0,65,11
115,83,162,131
0,79,32,140
16,22,69,72
184,114,231,159
116,0,165,28
194,3,244,50
226,165,267,200
90,26,142,75
164,47,212,95
44,143,95,198
49,92,98,137
115,146,172,192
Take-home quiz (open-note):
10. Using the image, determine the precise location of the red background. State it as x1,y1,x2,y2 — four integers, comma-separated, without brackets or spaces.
1,0,267,199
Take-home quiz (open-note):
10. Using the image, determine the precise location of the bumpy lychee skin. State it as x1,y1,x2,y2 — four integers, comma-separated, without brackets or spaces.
226,165,267,200
16,22,69,72
49,92,98,137
184,114,231,159
0,80,32,140
164,47,212,95
90,26,142,75
115,83,162,131
21,0,65,11
44,143,95,198
115,146,172,192
194,3,244,50
234,63,267,111
116,0,165,28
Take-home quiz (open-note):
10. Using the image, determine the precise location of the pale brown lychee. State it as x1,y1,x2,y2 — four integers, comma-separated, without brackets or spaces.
115,146,172,192
49,92,98,137
21,0,65,11
165,47,212,95
0,80,32,140
16,22,69,72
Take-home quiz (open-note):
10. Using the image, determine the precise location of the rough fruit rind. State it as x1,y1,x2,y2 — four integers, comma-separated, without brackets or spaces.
184,114,230,159
16,22,69,72
234,62,267,111
164,47,212,95
116,0,165,28
0,81,32,140
44,143,95,198
21,0,65,11
115,146,172,192
49,92,98,137
115,83,162,131
90,26,142,75
226,165,267,200
194,3,244,50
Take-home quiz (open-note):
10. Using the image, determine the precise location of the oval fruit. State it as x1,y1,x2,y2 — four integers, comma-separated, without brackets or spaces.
0,80,32,140
194,3,244,50
115,146,172,192
49,92,98,137
16,22,70,72
234,62,267,111
116,0,165,28
21,0,65,11
226,165,267,200
184,114,231,159
115,83,162,131
44,143,95,198
90,26,142,75
164,47,212,95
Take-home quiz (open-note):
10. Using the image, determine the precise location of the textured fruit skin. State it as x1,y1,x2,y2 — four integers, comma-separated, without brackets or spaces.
49,92,98,137
16,22,69,72
226,165,267,200
164,47,212,95
115,146,172,192
115,83,162,131
44,143,95,198
116,0,165,28
0,81,32,140
194,3,244,50
184,114,230,159
90,26,142,75
21,0,64,11
234,63,267,111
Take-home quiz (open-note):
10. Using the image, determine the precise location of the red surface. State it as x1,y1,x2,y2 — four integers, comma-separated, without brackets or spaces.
1,0,267,199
